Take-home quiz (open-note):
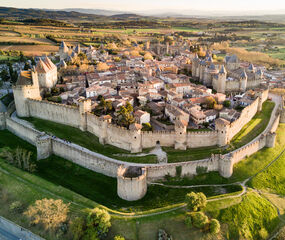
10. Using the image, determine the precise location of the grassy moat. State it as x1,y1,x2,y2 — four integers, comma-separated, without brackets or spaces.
0,123,284,239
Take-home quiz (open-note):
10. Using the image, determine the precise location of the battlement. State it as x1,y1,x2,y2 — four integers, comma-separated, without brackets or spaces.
187,130,218,136
28,98,78,110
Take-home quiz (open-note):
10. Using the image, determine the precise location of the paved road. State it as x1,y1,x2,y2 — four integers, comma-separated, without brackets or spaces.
0,226,21,240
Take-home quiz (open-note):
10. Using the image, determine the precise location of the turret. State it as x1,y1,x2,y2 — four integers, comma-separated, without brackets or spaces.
74,44,81,54
239,69,247,92
191,53,200,78
215,117,230,146
255,68,263,80
129,123,142,153
79,99,91,131
174,119,187,150
59,41,69,60
248,63,255,73
216,65,227,93
13,69,42,117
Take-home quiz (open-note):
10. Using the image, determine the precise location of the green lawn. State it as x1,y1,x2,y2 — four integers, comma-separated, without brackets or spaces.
162,123,285,186
229,101,275,150
21,117,157,164
0,129,241,212
249,134,285,195
0,55,20,62
208,191,280,240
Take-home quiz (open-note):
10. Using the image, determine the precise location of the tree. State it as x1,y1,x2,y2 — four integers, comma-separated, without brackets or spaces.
24,62,30,70
0,147,36,173
117,102,135,128
185,192,207,211
144,52,153,60
85,208,111,240
8,63,18,85
223,100,231,108
209,219,220,234
142,123,152,131
0,69,9,82
98,97,113,115
19,51,25,62
191,211,209,229
24,199,69,230
70,217,85,240
96,62,109,72
205,96,217,109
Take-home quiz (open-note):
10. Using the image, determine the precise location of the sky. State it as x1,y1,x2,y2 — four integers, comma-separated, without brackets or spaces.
1,0,285,13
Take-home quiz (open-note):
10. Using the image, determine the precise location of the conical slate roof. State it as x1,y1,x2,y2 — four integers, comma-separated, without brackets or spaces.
256,68,263,75
240,69,247,79
219,65,227,74
209,63,216,70
60,41,69,52
248,63,255,71
74,44,80,54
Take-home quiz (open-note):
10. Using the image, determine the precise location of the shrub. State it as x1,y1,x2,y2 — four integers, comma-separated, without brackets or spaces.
191,212,209,229
258,228,268,239
185,213,192,228
185,192,207,211
9,201,23,213
114,236,125,240
24,198,69,230
223,100,231,108
209,219,220,234
72,207,111,240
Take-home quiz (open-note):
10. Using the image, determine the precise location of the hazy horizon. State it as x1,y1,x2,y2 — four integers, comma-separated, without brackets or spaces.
1,0,285,15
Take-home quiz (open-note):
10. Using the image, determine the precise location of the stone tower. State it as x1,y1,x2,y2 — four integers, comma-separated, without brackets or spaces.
174,120,187,150
35,58,57,89
239,69,248,92
215,118,230,147
79,99,91,131
216,65,227,94
191,53,199,78
13,69,42,117
59,41,69,60
129,123,142,153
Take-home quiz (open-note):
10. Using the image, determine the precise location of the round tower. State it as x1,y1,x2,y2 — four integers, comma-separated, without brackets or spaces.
216,65,227,94
117,166,147,201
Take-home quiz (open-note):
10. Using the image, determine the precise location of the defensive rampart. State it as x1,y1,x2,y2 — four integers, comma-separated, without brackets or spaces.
1,90,281,200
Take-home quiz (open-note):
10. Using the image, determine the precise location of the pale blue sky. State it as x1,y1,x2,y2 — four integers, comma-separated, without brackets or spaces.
1,0,285,12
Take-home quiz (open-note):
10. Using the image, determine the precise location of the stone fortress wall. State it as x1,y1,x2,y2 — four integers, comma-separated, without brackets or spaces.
12,88,268,153
0,92,283,200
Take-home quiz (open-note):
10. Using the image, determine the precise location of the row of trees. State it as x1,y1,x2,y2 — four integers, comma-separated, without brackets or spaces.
184,192,221,235
24,198,125,240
